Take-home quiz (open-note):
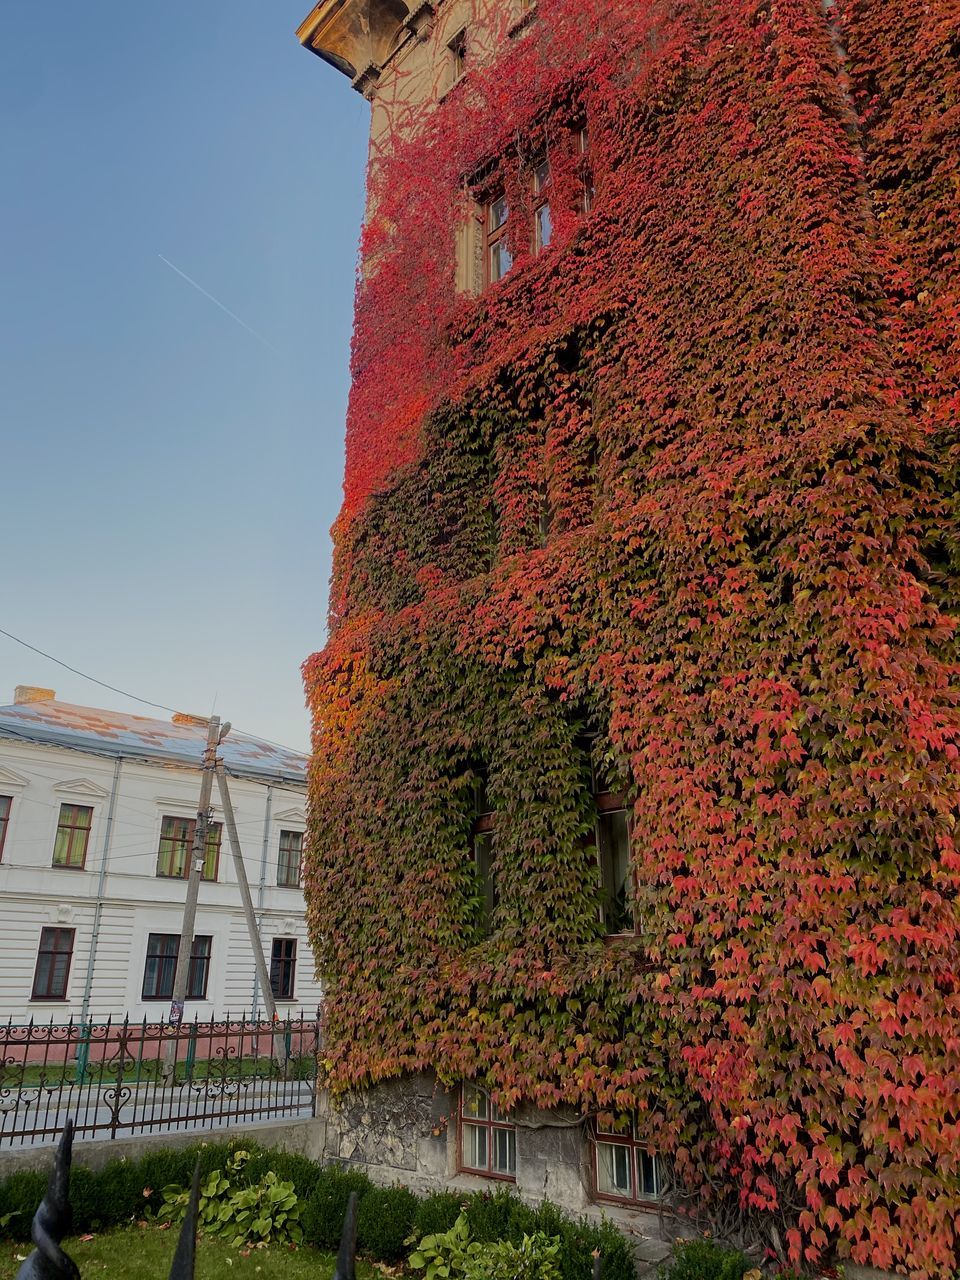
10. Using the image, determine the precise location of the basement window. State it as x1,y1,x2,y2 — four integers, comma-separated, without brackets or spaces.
593,1117,665,1204
459,1082,517,1179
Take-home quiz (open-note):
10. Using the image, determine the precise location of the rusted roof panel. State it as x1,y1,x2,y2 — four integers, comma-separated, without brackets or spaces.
0,699,307,787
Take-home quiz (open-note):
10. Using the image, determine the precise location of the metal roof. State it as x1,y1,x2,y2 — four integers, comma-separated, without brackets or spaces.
0,699,308,787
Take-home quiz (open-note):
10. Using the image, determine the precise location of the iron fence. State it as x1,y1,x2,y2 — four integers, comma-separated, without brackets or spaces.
0,1013,320,1148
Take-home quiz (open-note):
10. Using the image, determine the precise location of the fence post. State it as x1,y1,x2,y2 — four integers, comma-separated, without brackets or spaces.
185,1021,198,1081
74,1022,90,1085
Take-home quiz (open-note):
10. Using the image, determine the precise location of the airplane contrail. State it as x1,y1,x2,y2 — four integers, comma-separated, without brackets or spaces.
157,253,280,354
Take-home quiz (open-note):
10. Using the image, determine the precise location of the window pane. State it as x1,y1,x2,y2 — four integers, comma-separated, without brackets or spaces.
597,1142,632,1198
535,204,552,251
492,1127,516,1175
462,1123,488,1170
202,823,220,881
278,830,303,887
637,1150,662,1199
490,196,508,231
490,241,512,282
599,810,633,933
474,833,496,932
462,1082,488,1120
534,160,550,192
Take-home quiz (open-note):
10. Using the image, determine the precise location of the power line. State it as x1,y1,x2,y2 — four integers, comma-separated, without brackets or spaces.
0,625,178,714
0,625,309,757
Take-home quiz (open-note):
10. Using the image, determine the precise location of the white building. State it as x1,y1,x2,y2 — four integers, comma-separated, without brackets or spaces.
0,687,322,1023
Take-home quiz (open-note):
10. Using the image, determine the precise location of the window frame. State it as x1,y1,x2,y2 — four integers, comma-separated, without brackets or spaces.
458,1082,517,1181
575,122,595,215
590,758,637,937
532,157,553,254
447,27,467,85
31,927,76,1001
592,1116,665,1207
0,794,11,862
51,803,93,870
141,932,212,1001
270,937,297,1001
155,814,221,882
485,192,512,287
277,829,303,888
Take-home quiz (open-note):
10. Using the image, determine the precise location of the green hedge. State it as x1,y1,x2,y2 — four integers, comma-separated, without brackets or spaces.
1,1139,635,1276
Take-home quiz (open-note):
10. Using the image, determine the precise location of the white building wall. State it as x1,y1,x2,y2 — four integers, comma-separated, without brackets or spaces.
0,738,322,1023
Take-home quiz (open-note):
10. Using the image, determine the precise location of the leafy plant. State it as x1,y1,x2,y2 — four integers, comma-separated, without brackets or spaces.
409,1212,487,1279
158,1149,302,1248
465,1232,563,1280
658,1239,750,1280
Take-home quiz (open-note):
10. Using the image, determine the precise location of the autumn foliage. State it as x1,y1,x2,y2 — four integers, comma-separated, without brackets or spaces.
302,1,960,1275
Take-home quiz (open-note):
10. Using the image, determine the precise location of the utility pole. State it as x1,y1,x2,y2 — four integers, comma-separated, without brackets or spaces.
216,763,278,1025
164,715,225,1076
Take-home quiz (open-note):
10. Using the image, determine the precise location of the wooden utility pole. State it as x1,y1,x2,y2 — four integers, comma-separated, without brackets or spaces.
164,715,222,1076
216,763,278,1024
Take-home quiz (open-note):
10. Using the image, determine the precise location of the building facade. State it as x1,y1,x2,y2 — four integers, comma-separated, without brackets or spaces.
299,1,959,1274
0,688,322,1022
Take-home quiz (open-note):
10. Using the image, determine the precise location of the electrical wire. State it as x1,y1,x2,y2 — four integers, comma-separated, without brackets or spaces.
0,624,309,757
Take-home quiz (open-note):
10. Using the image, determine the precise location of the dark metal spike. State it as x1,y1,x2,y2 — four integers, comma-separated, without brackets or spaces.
167,1159,202,1280
16,1121,80,1280
332,1191,358,1280
592,1254,602,1280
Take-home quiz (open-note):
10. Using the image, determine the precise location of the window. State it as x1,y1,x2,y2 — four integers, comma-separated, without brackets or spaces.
156,815,221,881
594,1117,664,1204
472,771,496,934
270,938,297,1000
459,1083,516,1179
52,803,92,869
485,195,512,285
576,124,595,214
31,928,75,1001
532,158,552,253
278,830,303,888
0,795,11,861
448,28,467,84
142,933,211,1000
594,764,635,934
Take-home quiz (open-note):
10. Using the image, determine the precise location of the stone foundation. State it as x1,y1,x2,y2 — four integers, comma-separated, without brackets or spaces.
313,1071,671,1267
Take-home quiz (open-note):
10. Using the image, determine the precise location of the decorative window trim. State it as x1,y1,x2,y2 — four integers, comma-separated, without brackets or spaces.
458,1082,517,1181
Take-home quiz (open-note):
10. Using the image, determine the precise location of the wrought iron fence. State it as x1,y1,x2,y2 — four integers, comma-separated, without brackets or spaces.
0,1013,320,1148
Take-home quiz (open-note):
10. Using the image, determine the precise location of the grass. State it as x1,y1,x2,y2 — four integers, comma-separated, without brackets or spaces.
0,1225,380,1280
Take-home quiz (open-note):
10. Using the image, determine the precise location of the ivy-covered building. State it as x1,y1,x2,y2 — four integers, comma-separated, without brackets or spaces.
298,0,959,1273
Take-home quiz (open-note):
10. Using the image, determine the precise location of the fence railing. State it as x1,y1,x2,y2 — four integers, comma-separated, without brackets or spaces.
0,1013,320,1148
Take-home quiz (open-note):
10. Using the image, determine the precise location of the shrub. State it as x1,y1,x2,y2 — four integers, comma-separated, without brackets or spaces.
415,1190,464,1237
68,1166,103,1233
356,1184,419,1261
0,1171,48,1241
300,1164,372,1250
468,1232,563,1280
465,1187,531,1243
245,1149,321,1199
659,1239,750,1280
93,1158,148,1225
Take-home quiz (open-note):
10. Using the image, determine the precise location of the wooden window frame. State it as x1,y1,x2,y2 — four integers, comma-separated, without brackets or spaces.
156,815,221,882
141,932,212,1001
485,193,512,287
270,937,297,1001
31,927,75,1001
447,27,467,85
591,1116,665,1207
458,1082,517,1181
532,157,552,254
575,122,595,215
471,771,496,934
52,803,93,870
0,795,11,862
277,829,303,888
590,757,637,937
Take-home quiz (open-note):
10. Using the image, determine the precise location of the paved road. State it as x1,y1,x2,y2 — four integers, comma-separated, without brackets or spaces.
0,1079,314,1150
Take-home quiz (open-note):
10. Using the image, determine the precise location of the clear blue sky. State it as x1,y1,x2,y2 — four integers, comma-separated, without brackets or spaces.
0,2,369,753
